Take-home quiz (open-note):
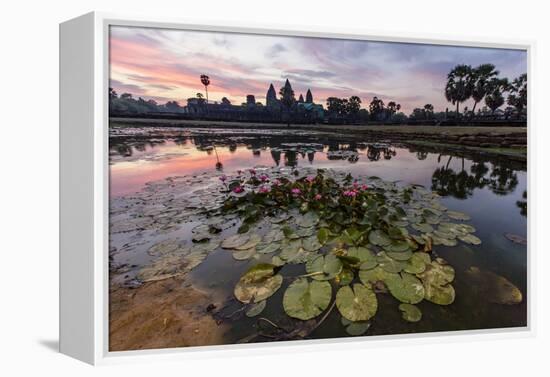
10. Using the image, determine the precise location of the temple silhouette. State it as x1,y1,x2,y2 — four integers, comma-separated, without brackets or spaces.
184,79,325,124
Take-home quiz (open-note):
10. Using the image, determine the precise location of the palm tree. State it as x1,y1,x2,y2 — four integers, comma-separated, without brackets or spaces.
424,104,434,119
485,78,508,115
506,73,527,118
200,74,211,104
445,64,474,119
470,64,499,117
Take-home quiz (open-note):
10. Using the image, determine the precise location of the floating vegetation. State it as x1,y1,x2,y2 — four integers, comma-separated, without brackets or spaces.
214,167,493,336
504,233,527,245
465,267,523,305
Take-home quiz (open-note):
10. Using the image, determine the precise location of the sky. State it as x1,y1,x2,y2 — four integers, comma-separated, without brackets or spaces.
109,26,527,114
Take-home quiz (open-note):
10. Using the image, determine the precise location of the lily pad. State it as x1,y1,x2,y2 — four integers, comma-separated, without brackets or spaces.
417,259,456,305
387,249,413,261
256,242,281,254
359,266,398,285
447,210,471,221
283,278,332,320
232,248,256,260
235,234,262,250
222,234,250,249
147,239,182,256
341,317,371,336
504,233,527,245
347,246,377,269
137,254,187,282
234,263,283,304
299,212,320,228
377,252,406,273
398,303,422,322
368,230,391,247
317,228,331,245
305,254,343,281
403,252,430,274
302,235,323,251
336,284,378,322
386,272,425,304
245,300,266,317
458,233,482,245
336,268,354,286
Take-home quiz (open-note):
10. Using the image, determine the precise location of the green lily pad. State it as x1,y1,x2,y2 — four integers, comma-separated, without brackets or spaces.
256,242,281,254
232,248,256,260
341,317,371,336
271,255,285,266
347,246,376,269
398,303,422,322
222,234,250,249
147,239,182,256
234,234,262,250
403,252,430,274
234,263,283,304
302,235,323,251
417,259,456,305
283,278,332,320
387,249,413,261
386,272,425,304
377,252,406,273
263,229,284,243
245,300,266,317
368,230,392,247
458,233,482,245
447,210,471,221
317,228,331,245
359,266,398,285
305,254,343,281
336,284,378,322
299,212,320,228
336,268,354,286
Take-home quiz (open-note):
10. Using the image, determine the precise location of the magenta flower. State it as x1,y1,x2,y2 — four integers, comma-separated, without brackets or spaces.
353,182,359,189
314,194,322,200
306,175,315,183
273,179,281,186
249,168,256,176
343,189,358,198
233,185,244,194
361,184,369,190
291,188,301,196
219,175,227,182
259,174,269,182
258,185,270,194
237,170,243,175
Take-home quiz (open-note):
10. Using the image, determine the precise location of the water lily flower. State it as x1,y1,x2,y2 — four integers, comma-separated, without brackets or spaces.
233,185,244,194
258,185,270,194
259,174,269,182
306,175,315,183
361,184,369,190
314,194,322,200
237,170,243,175
249,168,256,176
343,189,358,198
273,179,282,186
219,175,227,182
291,188,301,196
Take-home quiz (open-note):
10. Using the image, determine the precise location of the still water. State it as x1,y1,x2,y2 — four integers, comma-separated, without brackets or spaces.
109,127,527,343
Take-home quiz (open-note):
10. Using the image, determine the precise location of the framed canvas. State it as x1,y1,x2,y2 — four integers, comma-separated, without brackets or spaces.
60,12,532,365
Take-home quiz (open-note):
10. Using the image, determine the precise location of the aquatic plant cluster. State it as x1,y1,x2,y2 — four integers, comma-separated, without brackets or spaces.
214,167,520,335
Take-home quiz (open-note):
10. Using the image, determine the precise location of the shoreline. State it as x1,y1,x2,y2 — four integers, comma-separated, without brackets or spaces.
110,117,527,161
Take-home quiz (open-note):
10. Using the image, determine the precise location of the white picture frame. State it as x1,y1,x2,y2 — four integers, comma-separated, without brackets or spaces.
59,11,534,365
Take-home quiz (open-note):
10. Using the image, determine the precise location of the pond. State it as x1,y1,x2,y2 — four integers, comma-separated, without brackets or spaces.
108,126,527,349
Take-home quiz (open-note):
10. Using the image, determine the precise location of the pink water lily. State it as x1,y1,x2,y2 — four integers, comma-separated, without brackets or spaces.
306,175,315,183
249,168,256,176
343,189,358,197
314,194,322,200
361,184,369,190
291,188,301,196
259,174,269,182
219,175,227,182
233,185,245,194
273,179,282,186
258,185,270,194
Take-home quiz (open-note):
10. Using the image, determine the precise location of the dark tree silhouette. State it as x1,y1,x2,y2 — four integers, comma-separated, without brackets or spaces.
445,64,474,118
200,74,211,104
470,64,499,116
507,73,527,118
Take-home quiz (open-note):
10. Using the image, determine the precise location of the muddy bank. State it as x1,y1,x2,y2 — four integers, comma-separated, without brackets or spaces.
109,277,228,351
110,117,527,152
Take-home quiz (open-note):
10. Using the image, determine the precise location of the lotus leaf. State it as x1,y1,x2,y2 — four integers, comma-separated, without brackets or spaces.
341,317,371,336
368,230,391,246
447,210,471,221
245,300,266,317
398,303,422,322
222,234,250,249
458,234,482,245
305,254,343,281
377,252,406,273
336,284,378,322
234,263,283,303
386,272,425,304
283,278,332,320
